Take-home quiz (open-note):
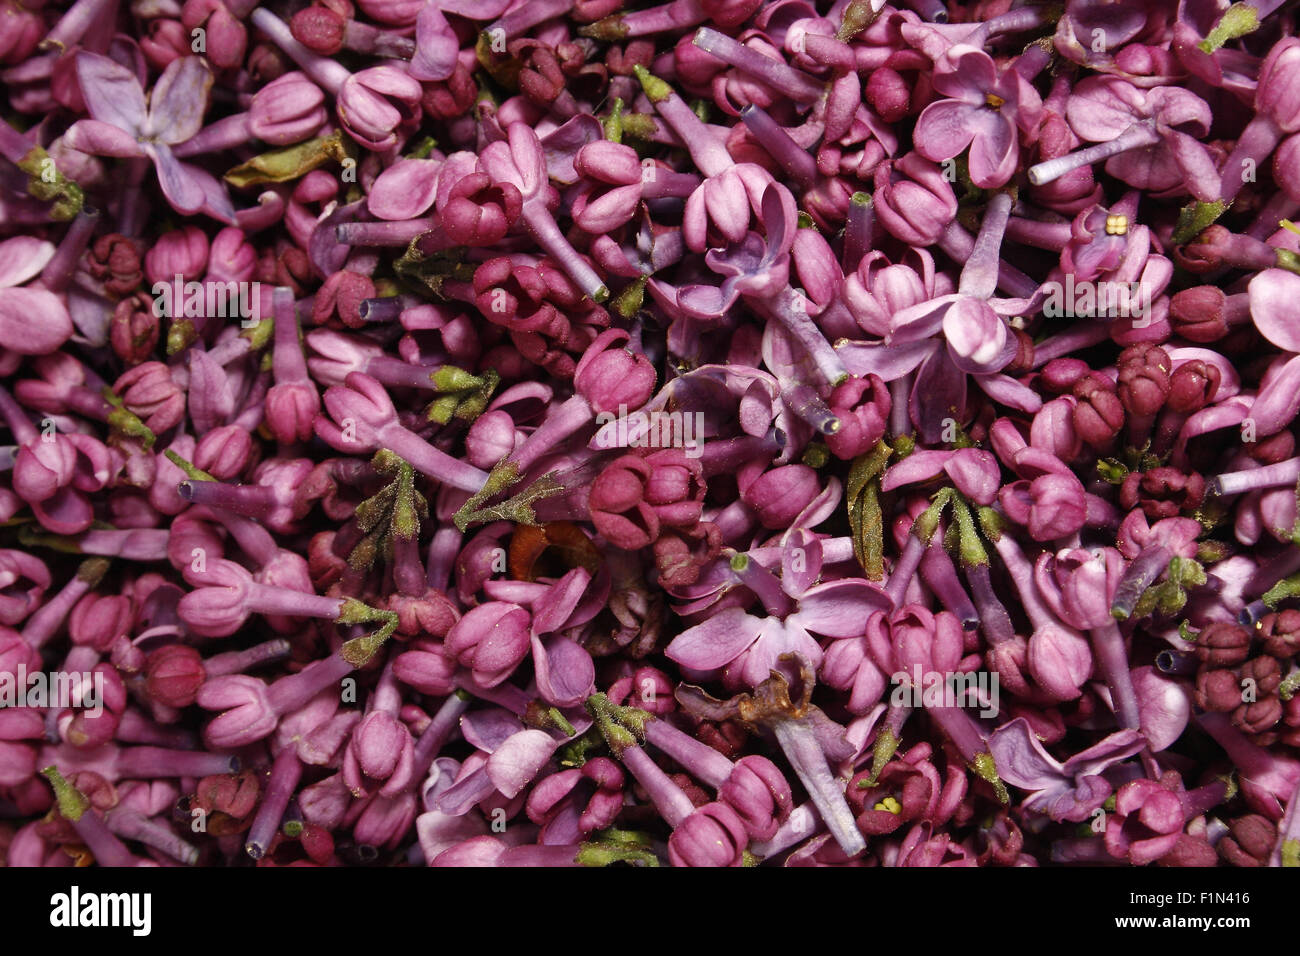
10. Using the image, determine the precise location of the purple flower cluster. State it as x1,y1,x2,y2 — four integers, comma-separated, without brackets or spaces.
2,0,1300,869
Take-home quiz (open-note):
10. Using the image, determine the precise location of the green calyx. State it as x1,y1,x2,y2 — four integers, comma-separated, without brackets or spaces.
1198,3,1259,53
1171,199,1231,246
632,65,673,104
585,693,651,757
862,725,900,787
523,700,577,737
912,487,954,545
603,98,625,144
971,751,1009,805
76,557,112,587
846,440,893,580
335,598,400,665
578,15,629,42
103,389,156,450
1262,572,1300,609
452,462,564,533
558,727,605,768
18,146,84,220
1279,671,1300,702
349,451,429,571
164,451,215,483
224,131,352,188
42,766,89,822
950,496,990,569
425,368,499,425
167,319,199,356
837,0,882,41
612,276,647,320
576,828,659,867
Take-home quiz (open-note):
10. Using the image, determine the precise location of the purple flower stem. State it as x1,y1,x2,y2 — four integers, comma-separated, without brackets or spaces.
105,807,200,865
76,529,171,561
634,66,733,177
903,0,948,21
1154,649,1197,677
938,222,1038,299
1090,620,1143,731
506,394,593,474
693,28,825,103
412,692,471,782
621,744,697,827
752,287,848,386
1005,216,1073,252
643,718,736,790
1246,194,1300,241
1271,774,1300,866
177,479,280,518
885,534,929,607
920,545,979,630
958,191,1014,299
206,639,294,677
172,114,254,158
341,20,415,57
336,217,440,247
1111,546,1171,621
771,718,865,856
266,652,356,714
729,552,796,618
597,0,705,37
843,192,873,272
1027,124,1163,188
519,202,609,302
41,206,100,293
781,383,841,434
925,704,992,766
115,747,239,778
489,0,574,37
990,534,1055,630
738,104,818,189
43,0,117,48
1050,837,1120,863
1210,458,1300,496
639,169,699,199
425,525,461,592
246,745,303,859
249,9,350,94
272,287,310,386
115,710,198,749
699,433,783,476
377,425,491,491
964,562,1015,645
1031,321,1113,366
20,559,105,649
1196,711,1300,800
750,801,822,858
358,295,424,323
889,375,912,437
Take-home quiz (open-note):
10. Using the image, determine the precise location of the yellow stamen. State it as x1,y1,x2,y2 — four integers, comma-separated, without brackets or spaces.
1105,214,1129,236
985,93,1005,109
874,796,903,814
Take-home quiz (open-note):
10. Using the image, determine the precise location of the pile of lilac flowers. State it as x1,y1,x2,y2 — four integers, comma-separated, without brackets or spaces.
3,0,1300,869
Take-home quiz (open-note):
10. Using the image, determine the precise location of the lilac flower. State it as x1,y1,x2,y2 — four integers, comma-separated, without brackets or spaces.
914,45,1042,189
63,54,236,223
988,717,1146,822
